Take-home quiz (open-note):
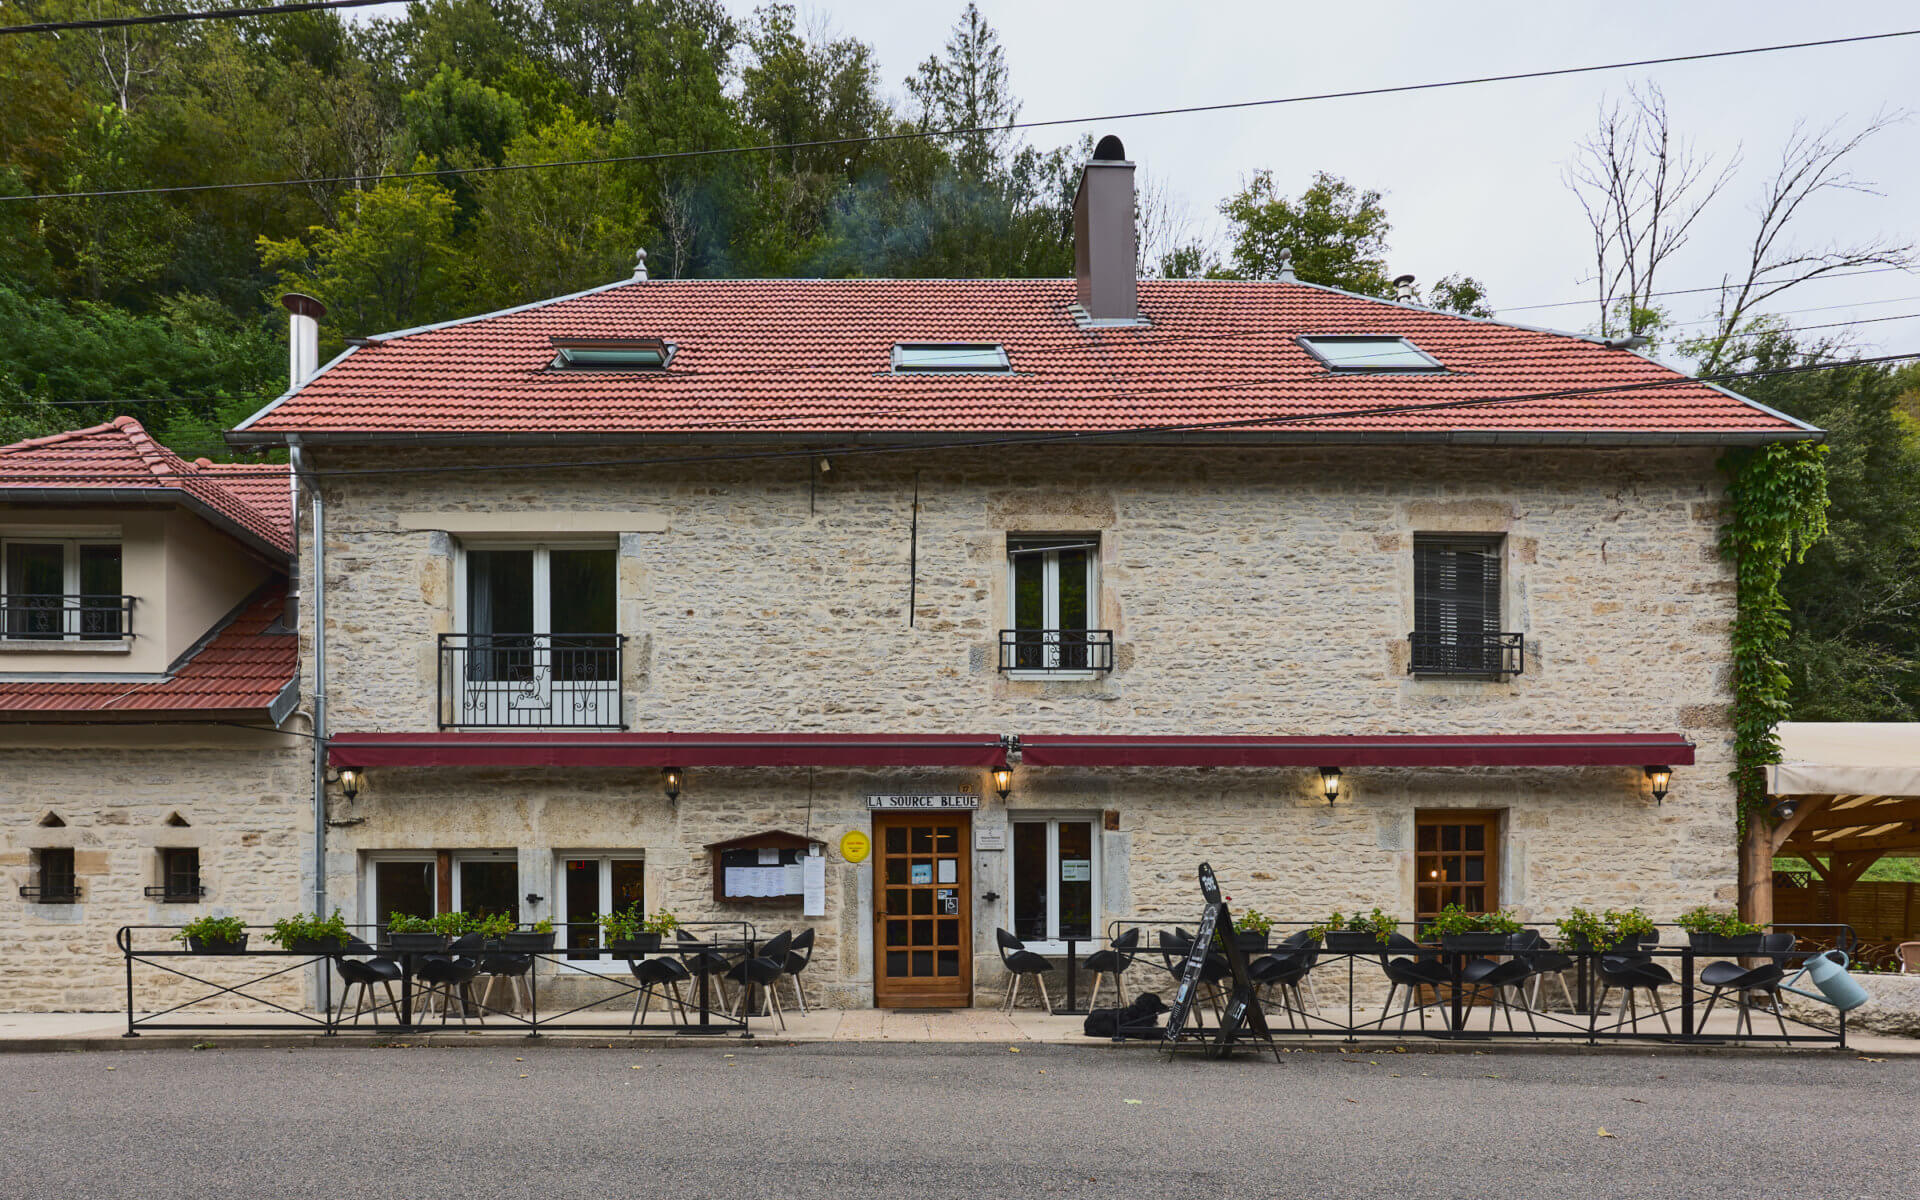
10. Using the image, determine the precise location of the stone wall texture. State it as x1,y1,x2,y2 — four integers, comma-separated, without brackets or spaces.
305,442,1741,1008
0,735,309,1010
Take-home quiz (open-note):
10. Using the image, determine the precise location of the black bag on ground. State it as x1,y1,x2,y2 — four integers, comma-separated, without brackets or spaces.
1083,991,1169,1039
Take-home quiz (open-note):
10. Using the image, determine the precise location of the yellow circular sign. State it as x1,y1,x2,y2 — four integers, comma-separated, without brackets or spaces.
839,830,872,864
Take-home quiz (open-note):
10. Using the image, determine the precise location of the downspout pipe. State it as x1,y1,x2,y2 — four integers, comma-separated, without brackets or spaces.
289,437,326,919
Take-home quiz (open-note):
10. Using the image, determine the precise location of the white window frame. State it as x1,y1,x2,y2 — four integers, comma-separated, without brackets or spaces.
551,851,647,974
1,536,126,641
362,852,439,925
451,539,621,727
1006,814,1101,954
1005,537,1100,680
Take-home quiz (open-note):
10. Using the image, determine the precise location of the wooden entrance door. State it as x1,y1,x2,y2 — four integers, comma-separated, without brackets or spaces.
1414,810,1502,923
872,811,972,1008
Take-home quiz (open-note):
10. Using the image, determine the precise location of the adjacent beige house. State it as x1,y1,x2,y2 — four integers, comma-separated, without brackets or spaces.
217,138,1819,1010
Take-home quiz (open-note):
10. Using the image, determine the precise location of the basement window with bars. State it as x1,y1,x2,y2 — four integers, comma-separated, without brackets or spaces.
1411,535,1521,677
24,847,78,903
150,847,203,902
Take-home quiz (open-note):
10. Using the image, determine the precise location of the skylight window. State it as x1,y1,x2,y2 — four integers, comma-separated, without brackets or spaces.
1298,336,1444,373
549,337,672,370
891,343,1011,373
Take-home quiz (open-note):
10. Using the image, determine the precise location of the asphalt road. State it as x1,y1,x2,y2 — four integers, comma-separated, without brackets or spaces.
3,1043,1915,1200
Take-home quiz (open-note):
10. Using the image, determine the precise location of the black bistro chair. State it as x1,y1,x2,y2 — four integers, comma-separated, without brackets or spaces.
782,928,816,1015
1379,933,1453,1032
629,955,693,1031
1459,932,1541,1033
1156,928,1229,1026
1699,932,1798,1041
416,933,486,1028
679,932,737,1016
728,931,794,1030
1249,934,1320,1029
1083,927,1140,1010
996,929,1056,1013
333,940,402,1026
1594,933,1675,1035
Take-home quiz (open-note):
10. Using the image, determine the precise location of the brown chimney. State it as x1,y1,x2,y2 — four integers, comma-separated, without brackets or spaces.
1072,135,1141,325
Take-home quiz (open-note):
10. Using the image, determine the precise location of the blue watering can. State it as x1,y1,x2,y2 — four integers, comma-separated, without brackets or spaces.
1780,950,1869,1012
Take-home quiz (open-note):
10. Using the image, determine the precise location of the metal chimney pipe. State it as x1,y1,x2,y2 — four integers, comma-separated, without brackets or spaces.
281,293,327,389
1393,274,1417,303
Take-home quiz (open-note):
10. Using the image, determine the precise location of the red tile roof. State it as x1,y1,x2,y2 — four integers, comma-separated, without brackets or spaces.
0,417,291,553
0,584,295,719
233,278,1813,442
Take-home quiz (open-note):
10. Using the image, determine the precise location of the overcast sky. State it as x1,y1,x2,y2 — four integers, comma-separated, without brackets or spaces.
742,1,1920,364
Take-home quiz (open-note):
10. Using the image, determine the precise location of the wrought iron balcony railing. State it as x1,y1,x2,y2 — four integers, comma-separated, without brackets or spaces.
144,885,206,902
438,633,626,729
19,884,80,903
1408,631,1524,677
0,594,135,641
998,628,1115,674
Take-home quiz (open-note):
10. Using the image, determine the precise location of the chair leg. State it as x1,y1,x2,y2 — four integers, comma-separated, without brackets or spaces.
1651,988,1672,1034
1036,973,1053,1015
1380,982,1398,1026
1086,973,1104,1012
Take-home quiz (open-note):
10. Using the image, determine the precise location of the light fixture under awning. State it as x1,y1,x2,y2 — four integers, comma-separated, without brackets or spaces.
1018,733,1696,769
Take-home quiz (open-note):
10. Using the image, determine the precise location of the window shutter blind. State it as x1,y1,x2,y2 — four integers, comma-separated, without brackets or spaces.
1414,537,1502,670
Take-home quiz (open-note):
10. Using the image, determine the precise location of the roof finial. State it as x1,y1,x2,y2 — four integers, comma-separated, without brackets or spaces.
1276,249,1296,283
632,247,648,281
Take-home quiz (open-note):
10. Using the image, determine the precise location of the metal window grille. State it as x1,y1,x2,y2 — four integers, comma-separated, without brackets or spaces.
1412,536,1521,676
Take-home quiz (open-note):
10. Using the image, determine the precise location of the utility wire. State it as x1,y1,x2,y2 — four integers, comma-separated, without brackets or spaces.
1495,265,1915,314
3,27,1917,201
0,0,410,35
3,352,1912,486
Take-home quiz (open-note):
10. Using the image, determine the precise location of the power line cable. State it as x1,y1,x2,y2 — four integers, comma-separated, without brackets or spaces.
3,352,1911,485
4,27,1917,201
1495,265,1916,314
0,0,410,35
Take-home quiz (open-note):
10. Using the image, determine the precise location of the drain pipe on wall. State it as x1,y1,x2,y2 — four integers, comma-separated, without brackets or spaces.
289,436,327,920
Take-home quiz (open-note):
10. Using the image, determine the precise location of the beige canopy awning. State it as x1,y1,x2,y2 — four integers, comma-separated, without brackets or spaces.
1767,722,1920,863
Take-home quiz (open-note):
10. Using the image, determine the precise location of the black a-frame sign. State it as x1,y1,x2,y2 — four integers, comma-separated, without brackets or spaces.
1161,862,1281,1062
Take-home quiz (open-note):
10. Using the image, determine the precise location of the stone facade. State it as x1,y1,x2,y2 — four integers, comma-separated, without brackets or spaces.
0,729,310,1010
307,441,1739,1008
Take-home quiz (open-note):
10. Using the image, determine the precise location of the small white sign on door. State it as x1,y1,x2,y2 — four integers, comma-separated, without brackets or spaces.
1060,860,1091,883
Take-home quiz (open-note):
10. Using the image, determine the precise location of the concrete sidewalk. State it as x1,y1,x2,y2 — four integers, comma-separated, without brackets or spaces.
2,1007,1913,1056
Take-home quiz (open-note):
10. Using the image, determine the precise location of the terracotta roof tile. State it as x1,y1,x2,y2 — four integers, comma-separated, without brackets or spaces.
0,584,295,718
0,417,291,552
236,278,1811,440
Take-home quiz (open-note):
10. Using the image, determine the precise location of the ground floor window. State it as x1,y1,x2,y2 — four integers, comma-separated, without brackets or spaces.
156,848,201,901
1010,817,1097,946
452,852,519,923
555,854,645,964
1414,810,1502,922
30,847,77,903
366,856,436,924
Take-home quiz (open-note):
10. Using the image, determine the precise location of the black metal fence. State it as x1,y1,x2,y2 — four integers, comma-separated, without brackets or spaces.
1407,631,1523,676
998,628,1114,673
1103,919,1855,1048
115,922,768,1038
1,593,134,640
437,633,625,728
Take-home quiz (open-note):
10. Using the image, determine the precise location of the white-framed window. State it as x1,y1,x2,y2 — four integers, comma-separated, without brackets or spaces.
363,853,437,926
450,850,519,922
1009,816,1099,951
449,540,620,727
1003,535,1107,676
553,852,646,969
1,537,125,640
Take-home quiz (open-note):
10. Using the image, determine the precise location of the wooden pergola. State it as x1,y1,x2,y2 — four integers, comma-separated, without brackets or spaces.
1753,724,1920,933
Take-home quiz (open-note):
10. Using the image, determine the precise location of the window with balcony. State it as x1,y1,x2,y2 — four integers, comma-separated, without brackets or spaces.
1001,536,1111,674
22,847,78,903
444,544,622,728
1410,535,1522,677
1,539,129,641
146,848,204,902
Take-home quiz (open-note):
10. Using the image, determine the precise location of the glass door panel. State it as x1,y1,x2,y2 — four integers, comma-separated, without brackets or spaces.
457,859,519,923
373,861,435,924
564,858,602,960
5,543,63,638
77,544,122,637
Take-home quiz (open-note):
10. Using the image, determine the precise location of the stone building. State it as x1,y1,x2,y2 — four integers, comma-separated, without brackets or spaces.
0,418,303,1010
3,137,1822,1013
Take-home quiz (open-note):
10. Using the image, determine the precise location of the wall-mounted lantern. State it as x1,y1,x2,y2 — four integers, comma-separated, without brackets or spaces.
1319,766,1343,806
662,766,683,806
1644,765,1672,805
339,768,361,801
992,767,1013,801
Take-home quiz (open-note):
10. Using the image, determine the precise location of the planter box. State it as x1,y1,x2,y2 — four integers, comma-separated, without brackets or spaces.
501,931,556,953
286,936,349,955
1440,932,1513,954
607,934,661,955
1688,932,1765,955
186,934,248,954
385,932,448,953
1234,931,1269,953
1324,931,1389,954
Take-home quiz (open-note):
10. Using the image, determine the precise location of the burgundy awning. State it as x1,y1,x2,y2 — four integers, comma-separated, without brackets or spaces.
1017,733,1695,769
327,732,1008,770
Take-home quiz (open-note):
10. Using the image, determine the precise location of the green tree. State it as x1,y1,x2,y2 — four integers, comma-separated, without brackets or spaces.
1218,170,1392,292
905,3,1017,181
1423,273,1494,318
258,172,472,339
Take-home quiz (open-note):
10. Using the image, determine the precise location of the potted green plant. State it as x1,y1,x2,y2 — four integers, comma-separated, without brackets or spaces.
503,917,555,953
1604,907,1658,949
600,905,648,954
1676,905,1765,954
1555,907,1616,953
1425,904,1523,953
267,908,352,955
475,911,515,947
386,911,447,952
428,910,477,938
1233,909,1273,952
175,914,249,954
1316,908,1399,953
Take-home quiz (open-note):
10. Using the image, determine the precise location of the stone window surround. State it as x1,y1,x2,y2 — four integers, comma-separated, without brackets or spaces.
1399,500,1528,686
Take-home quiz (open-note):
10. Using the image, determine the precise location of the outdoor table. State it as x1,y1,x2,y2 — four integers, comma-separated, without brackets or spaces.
1053,938,1088,1015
